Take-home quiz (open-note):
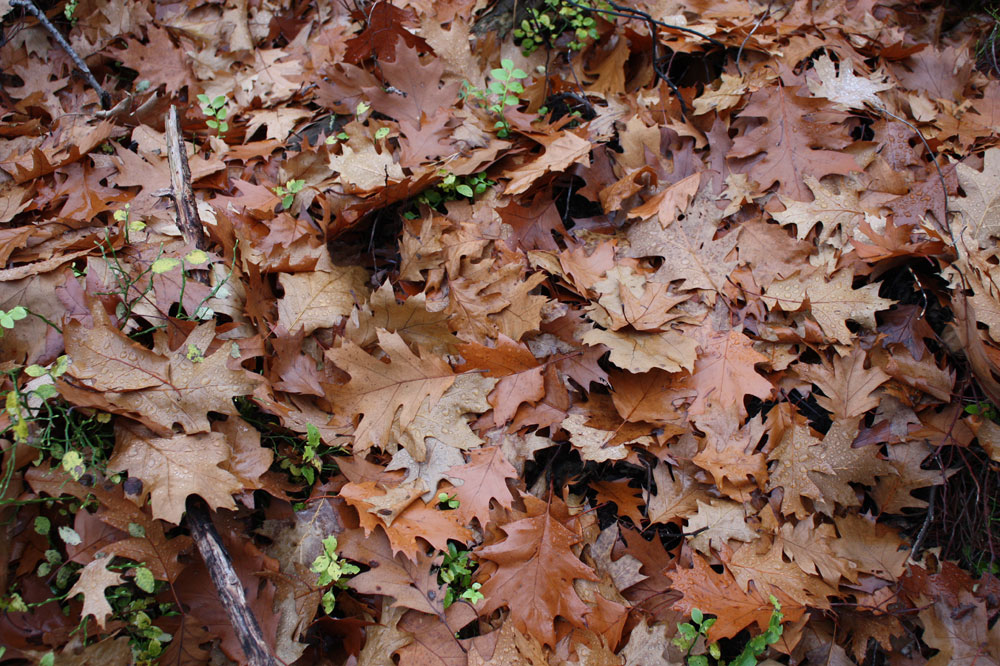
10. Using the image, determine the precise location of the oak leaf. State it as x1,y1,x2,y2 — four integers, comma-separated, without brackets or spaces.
329,140,404,193
325,329,456,454
389,372,496,461
800,347,889,419
346,280,459,355
729,85,859,201
476,497,599,647
110,422,243,524
339,527,447,617
503,131,592,195
725,540,836,609
808,419,894,516
766,420,835,519
951,146,1000,249
765,269,893,344
67,554,124,630
832,514,909,581
629,173,702,227
807,54,891,110
645,464,711,525
276,266,370,335
873,442,954,513
773,516,856,586
582,326,697,374
684,500,757,555
670,552,805,642
561,412,630,463
446,446,519,527
64,304,265,436
340,481,472,559
26,466,192,582
770,175,864,244
592,479,645,526
692,407,767,501
609,367,690,425
499,191,567,252
589,265,690,332
685,324,772,417
386,438,465,501
626,191,739,294
918,589,1000,666
446,262,547,343
458,335,545,427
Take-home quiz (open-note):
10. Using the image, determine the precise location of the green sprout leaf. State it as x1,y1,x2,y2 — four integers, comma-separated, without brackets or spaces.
34,516,51,535
185,249,209,265
58,525,82,546
135,567,156,593
151,257,181,274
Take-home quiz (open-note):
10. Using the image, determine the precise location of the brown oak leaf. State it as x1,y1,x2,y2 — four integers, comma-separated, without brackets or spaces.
67,554,124,630
729,85,860,201
475,497,599,647
446,446,519,527
325,329,456,454
63,303,265,436
110,422,243,524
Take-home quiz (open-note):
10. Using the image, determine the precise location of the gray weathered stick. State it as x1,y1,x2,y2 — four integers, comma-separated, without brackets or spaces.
166,107,276,665
186,497,278,666
9,0,111,108
166,105,210,252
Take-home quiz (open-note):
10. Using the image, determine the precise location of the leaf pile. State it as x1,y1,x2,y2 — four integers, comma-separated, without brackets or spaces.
1,0,1000,664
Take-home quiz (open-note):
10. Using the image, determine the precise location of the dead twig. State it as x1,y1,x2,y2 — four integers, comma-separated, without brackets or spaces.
8,0,111,108
186,497,278,666
165,107,275,665
165,105,210,253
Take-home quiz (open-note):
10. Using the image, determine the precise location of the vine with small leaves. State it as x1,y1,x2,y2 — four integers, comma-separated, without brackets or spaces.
461,59,528,139
673,596,783,666
311,535,360,614
438,543,483,608
514,0,603,55
197,94,230,137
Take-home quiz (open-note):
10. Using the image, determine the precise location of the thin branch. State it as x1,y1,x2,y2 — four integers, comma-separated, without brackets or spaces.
8,0,110,108
562,0,725,48
166,106,210,255
562,0,725,117
186,497,278,666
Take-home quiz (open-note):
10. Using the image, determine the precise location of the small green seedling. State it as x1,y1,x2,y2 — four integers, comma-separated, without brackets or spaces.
274,179,306,210
437,492,460,510
673,595,784,666
310,535,360,614
414,171,495,212
965,401,1000,422
197,94,230,136
325,101,371,144
462,59,528,138
439,543,483,607
0,306,27,332
514,0,601,55
64,0,78,24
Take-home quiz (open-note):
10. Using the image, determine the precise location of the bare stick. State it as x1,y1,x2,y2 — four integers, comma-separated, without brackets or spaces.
9,0,111,108
167,105,273,664
166,106,210,253
186,497,278,666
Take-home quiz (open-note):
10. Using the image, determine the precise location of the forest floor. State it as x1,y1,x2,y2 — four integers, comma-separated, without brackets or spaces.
1,0,1000,664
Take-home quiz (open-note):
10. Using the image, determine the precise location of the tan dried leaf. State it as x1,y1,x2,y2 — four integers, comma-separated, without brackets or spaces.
276,266,370,335
685,500,757,554
582,326,697,374
326,329,456,454
68,554,124,629
110,423,242,524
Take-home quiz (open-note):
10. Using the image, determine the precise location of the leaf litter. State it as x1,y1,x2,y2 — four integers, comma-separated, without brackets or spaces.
1,0,1000,664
